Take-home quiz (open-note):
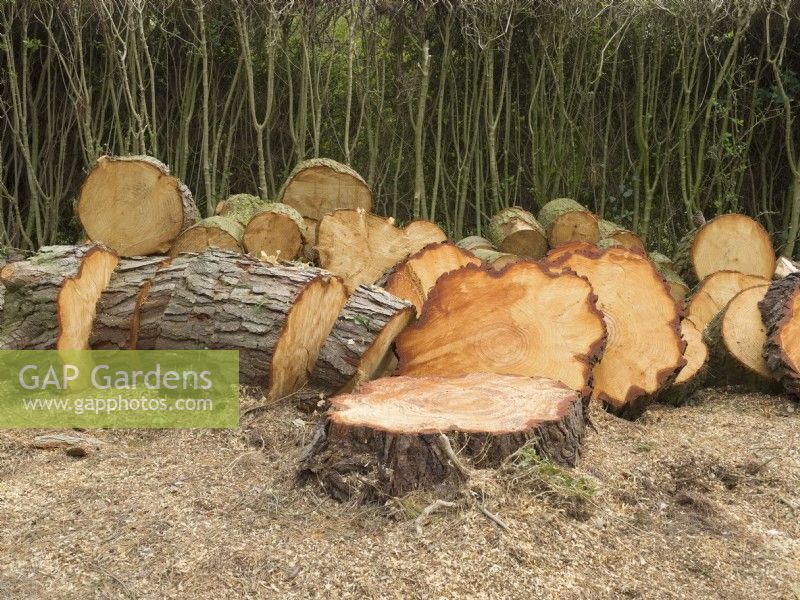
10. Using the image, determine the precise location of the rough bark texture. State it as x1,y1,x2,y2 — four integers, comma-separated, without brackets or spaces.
486,207,548,259
456,236,495,252
215,193,267,225
0,245,119,349
649,252,675,272
759,273,800,399
298,373,586,500
686,271,770,332
537,198,600,248
169,216,244,256
470,248,521,270
243,203,307,261
598,220,645,251
294,285,414,411
136,255,194,349
76,155,199,256
660,319,709,406
90,255,168,349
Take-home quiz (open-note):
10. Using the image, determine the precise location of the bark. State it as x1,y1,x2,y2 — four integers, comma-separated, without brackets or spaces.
759,273,800,399
136,255,194,350
216,193,267,225
486,207,547,259
598,219,645,252
537,198,600,248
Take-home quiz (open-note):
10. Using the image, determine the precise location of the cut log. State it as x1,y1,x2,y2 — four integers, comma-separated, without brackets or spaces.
155,250,347,394
704,284,778,391
242,203,306,261
470,248,521,270
293,285,415,410
76,155,199,256
759,273,800,399
0,245,119,349
169,216,244,256
385,242,482,315
277,158,373,222
298,373,585,500
90,256,169,349
685,271,770,332
543,246,685,419
303,217,319,262
673,214,775,284
487,207,548,259
316,209,447,292
774,256,800,279
538,198,600,248
660,319,709,405
215,193,267,225
659,267,690,306
395,262,606,397
598,220,645,251
456,236,495,252
649,252,675,272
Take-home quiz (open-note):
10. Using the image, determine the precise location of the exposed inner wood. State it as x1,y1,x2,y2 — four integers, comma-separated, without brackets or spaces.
243,209,304,261
487,207,547,259
538,198,600,248
470,248,520,270
675,319,708,386
690,214,776,281
759,274,800,398
598,220,645,251
686,270,770,331
169,216,243,256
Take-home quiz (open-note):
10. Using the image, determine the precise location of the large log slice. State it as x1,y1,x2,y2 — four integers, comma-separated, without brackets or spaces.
487,207,548,259
685,270,770,331
538,198,600,248
294,285,415,410
243,203,307,261
169,216,244,256
660,319,709,406
759,273,800,399
316,209,447,292
0,245,119,349
395,262,606,397
277,158,373,222
298,373,585,500
76,155,199,256
385,242,481,315
673,214,775,284
155,250,348,395
90,256,169,349
543,245,685,419
704,284,778,391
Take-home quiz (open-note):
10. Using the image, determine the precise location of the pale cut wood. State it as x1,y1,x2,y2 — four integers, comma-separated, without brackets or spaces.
685,271,770,331
538,198,600,248
243,203,306,261
456,236,495,252
759,273,800,399
487,207,547,259
660,319,709,405
169,216,244,256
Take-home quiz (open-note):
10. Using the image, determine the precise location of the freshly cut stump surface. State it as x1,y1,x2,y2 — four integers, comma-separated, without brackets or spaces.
277,158,373,222
299,373,585,499
395,262,606,396
487,207,547,259
242,203,306,261
538,198,600,248
76,155,198,256
169,216,243,256
759,273,800,399
660,319,709,406
0,245,119,349
686,271,770,331
544,246,685,419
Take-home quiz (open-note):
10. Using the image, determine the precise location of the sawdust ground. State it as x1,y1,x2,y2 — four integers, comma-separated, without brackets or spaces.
0,388,798,599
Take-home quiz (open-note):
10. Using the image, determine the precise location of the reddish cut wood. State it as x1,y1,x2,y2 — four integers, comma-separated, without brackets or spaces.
759,273,800,399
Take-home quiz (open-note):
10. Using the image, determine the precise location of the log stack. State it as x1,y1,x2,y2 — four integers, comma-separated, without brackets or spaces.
759,273,800,399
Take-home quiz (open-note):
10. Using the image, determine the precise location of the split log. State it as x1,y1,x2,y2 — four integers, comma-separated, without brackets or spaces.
385,242,482,315
704,284,778,391
293,285,415,410
277,158,373,222
487,207,547,259
544,245,685,419
660,319,709,405
598,220,645,251
90,256,169,349
169,216,244,256
538,198,600,248
316,209,446,292
673,214,775,284
243,203,306,261
298,373,585,500
685,271,770,331
76,155,199,256
155,250,347,395
395,262,606,396
0,245,119,349
759,273,800,399
215,193,266,224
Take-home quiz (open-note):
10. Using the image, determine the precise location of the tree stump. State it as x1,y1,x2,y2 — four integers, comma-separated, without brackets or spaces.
759,273,800,399
660,319,709,405
538,198,600,248
486,207,548,259
169,216,244,256
242,203,307,261
685,271,770,331
298,373,586,500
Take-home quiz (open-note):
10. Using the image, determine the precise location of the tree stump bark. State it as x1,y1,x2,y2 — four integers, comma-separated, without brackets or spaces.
456,236,495,253
686,271,770,331
759,273,800,399
660,319,709,405
486,207,548,259
598,220,645,251
136,255,195,349
537,198,600,248
169,216,244,256
0,245,119,349
298,373,586,500
215,193,266,225
243,203,307,261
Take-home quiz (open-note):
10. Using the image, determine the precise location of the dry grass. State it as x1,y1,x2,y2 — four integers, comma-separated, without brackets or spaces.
0,388,798,599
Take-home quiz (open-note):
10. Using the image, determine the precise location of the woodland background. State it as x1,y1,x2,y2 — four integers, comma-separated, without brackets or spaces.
0,0,798,256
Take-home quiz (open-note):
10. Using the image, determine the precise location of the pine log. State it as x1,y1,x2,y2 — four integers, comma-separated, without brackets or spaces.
456,236,495,252
704,284,778,391
538,198,600,248
90,256,169,349
395,262,606,397
316,209,447,292
298,373,585,500
487,207,548,259
169,216,244,256
155,250,347,394
598,220,645,251
660,319,709,405
385,242,481,315
215,193,266,225
136,255,194,350
277,158,373,222
76,155,199,256
0,245,119,349
293,285,415,410
673,214,775,284
543,245,685,419
685,270,770,331
243,203,307,261
759,273,800,399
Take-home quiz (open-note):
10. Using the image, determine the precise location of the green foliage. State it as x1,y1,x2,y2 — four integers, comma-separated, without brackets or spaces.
508,446,596,502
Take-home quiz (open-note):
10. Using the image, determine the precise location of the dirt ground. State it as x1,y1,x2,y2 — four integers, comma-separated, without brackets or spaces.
0,388,798,600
